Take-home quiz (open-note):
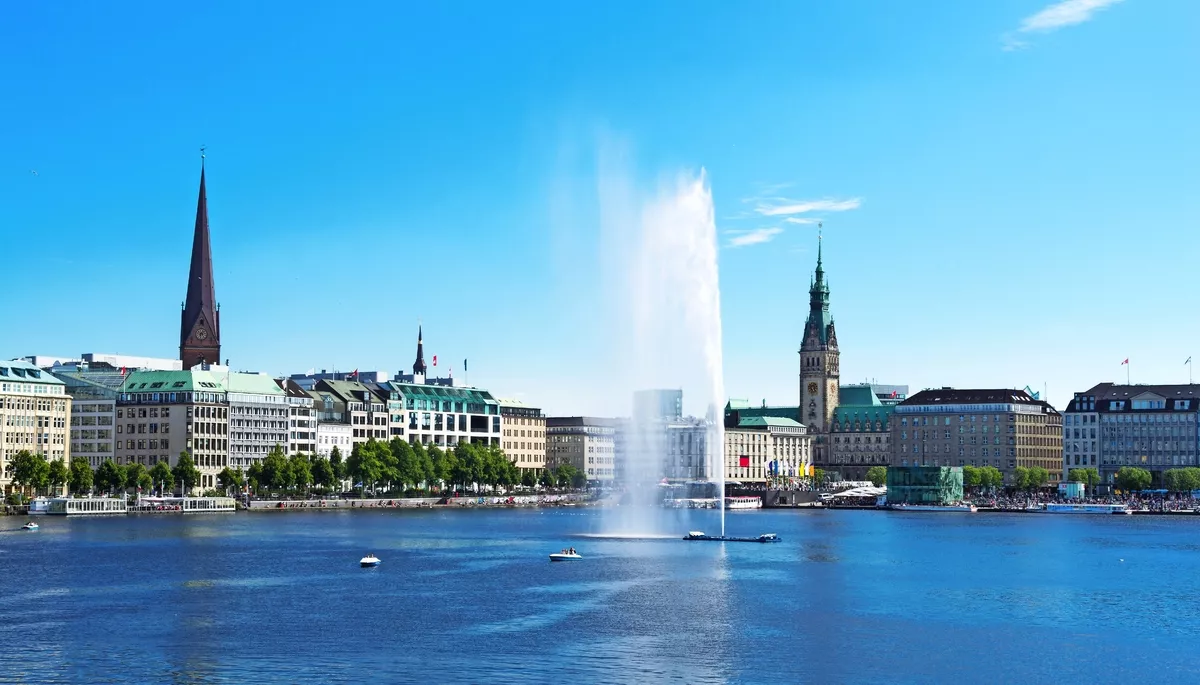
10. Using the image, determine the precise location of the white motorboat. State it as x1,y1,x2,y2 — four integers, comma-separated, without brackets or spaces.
22,521,38,531
549,552,582,561
359,554,381,568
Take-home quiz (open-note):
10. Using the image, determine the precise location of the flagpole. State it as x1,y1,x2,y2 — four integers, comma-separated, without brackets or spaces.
1127,359,1130,386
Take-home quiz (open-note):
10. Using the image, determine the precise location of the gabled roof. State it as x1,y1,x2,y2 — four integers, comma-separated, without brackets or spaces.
121,369,226,392
0,359,64,385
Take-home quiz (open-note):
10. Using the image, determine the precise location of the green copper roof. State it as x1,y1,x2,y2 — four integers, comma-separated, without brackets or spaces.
832,403,894,428
225,373,285,395
736,405,799,421
737,416,805,429
392,382,498,405
0,359,64,385
838,384,883,407
726,399,753,411
120,369,227,392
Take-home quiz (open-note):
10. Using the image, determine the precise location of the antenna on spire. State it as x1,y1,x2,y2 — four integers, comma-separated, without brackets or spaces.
200,145,207,168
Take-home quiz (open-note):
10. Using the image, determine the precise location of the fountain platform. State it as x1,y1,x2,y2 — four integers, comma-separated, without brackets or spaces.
683,532,780,543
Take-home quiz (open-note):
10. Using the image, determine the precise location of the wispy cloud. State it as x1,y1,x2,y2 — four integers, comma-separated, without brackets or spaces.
1003,0,1123,50
784,217,820,225
727,227,783,248
755,198,861,217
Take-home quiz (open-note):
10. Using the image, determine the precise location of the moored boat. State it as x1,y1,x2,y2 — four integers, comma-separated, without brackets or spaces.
1044,503,1132,515
888,503,977,513
683,531,781,543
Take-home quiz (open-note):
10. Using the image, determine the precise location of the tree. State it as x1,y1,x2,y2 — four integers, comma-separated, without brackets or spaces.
69,457,94,496
1115,466,1152,492
311,456,334,490
172,451,202,494
1028,466,1049,490
96,459,126,495
261,445,292,492
217,466,244,494
11,450,50,495
521,470,536,488
417,444,436,488
247,460,264,493
432,446,455,488
1067,467,1101,490
347,440,383,492
1012,466,1030,491
329,446,345,484
539,468,554,488
48,458,69,494
124,463,150,494
149,460,175,495
866,466,887,488
290,453,313,492
813,468,827,488
980,466,1004,490
554,463,579,488
391,438,417,488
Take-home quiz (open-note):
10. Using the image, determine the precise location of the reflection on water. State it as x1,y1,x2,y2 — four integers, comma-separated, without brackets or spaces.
4,510,1200,683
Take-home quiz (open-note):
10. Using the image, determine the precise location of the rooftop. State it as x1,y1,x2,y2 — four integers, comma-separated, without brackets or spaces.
1,359,64,385
901,387,1057,413
736,416,805,429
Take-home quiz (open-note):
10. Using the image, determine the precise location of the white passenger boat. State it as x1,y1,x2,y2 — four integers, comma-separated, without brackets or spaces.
549,552,582,561
27,498,51,515
47,497,128,516
888,503,977,513
1044,503,1132,515
360,554,381,567
131,496,236,514
22,521,38,531
725,496,763,510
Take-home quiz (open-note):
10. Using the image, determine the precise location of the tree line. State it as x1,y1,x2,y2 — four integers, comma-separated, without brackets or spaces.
6,449,203,502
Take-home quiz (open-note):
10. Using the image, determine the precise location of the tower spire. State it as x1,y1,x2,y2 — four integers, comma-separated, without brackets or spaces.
413,325,428,379
180,153,220,369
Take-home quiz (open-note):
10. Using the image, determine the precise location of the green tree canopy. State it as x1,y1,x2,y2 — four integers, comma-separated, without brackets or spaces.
149,460,175,494
11,451,50,494
311,456,334,489
1028,466,1049,490
69,457,94,496
1067,467,1102,489
1164,467,1200,493
261,446,292,491
247,460,264,492
289,452,313,491
124,463,150,493
217,466,244,494
96,459,127,494
1115,466,1152,492
329,446,345,482
980,466,1004,489
172,452,202,494
539,468,554,488
48,458,69,493
1012,466,1030,490
866,466,887,488
347,440,383,491
813,468,827,488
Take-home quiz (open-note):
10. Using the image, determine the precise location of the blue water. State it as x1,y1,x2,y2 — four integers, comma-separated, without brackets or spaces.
2,508,1200,684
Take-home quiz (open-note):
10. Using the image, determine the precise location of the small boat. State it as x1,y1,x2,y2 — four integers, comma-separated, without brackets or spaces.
549,552,582,561
22,522,38,531
359,554,381,568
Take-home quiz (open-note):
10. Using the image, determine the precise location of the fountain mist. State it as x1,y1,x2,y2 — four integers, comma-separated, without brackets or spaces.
598,156,726,536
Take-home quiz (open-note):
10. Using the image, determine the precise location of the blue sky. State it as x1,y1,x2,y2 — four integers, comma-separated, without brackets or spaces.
1,0,1196,416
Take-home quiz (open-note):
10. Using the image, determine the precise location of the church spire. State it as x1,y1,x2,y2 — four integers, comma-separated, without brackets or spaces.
413,325,428,379
180,150,221,369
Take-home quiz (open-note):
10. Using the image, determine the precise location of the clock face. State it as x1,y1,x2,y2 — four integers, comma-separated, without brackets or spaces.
807,382,818,394
195,327,209,341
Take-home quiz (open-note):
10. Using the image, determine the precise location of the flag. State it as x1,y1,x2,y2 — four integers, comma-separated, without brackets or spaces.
351,368,358,378
1121,358,1129,365
463,358,468,372
1187,357,1193,365
890,390,897,398
119,366,127,376
433,355,437,366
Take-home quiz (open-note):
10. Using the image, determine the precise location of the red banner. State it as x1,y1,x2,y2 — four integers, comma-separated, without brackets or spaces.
739,456,749,468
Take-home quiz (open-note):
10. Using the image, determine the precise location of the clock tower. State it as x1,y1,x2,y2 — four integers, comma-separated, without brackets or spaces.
799,233,839,454
180,157,221,369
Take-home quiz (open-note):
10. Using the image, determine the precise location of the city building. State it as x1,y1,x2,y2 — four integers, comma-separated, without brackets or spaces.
289,370,391,391
663,418,712,481
890,388,1063,485
48,367,125,469
316,422,353,460
799,237,840,465
886,466,964,505
723,416,810,483
311,379,389,446
278,379,317,454
499,398,546,473
0,359,72,495
633,389,683,421
1066,383,1200,486
872,384,909,406
113,369,230,491
546,417,615,481
827,384,894,481
225,373,288,470
179,161,222,370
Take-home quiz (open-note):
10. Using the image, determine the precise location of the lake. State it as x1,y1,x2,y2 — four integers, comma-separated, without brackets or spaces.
2,508,1200,684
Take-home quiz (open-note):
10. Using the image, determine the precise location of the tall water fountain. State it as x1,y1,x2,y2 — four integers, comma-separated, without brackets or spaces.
597,162,727,537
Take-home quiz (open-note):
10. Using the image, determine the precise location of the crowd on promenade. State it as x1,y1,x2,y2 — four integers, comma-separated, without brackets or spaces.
973,493,1200,512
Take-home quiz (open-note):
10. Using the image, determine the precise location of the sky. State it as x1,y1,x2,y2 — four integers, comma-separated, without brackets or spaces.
1,0,1197,416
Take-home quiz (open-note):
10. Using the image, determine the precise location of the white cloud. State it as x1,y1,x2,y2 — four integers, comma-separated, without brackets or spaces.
727,227,783,247
755,198,861,217
1019,0,1124,33
784,217,820,225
